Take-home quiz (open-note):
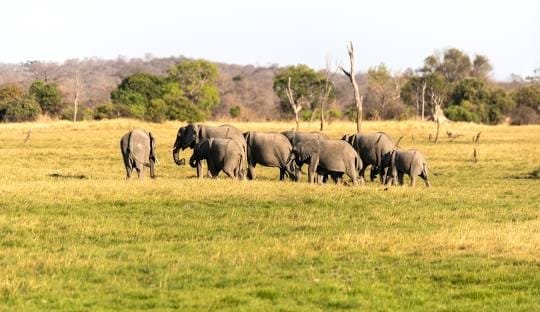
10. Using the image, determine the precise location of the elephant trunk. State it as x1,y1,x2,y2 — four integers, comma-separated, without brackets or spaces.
172,147,185,166
150,160,156,179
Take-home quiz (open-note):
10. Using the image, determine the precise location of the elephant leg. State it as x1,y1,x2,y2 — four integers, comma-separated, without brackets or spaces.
279,168,286,181
397,172,404,185
359,167,366,182
420,170,430,187
247,164,256,180
223,167,235,179
370,166,377,182
410,175,416,187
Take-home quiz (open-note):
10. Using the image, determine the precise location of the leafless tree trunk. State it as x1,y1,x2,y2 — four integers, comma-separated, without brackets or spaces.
340,41,362,133
421,81,426,121
73,69,80,123
285,77,303,131
319,56,334,131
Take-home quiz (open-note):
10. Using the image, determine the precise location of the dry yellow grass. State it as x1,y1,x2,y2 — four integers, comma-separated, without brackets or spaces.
0,119,539,310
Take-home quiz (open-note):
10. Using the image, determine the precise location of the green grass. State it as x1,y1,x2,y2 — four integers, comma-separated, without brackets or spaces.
0,120,539,310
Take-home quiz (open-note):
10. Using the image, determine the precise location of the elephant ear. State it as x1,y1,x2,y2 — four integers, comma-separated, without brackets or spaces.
299,141,317,161
341,134,349,142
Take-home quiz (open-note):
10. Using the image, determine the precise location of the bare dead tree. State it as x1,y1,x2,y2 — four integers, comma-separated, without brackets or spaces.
429,87,448,144
421,80,426,121
340,41,363,133
73,69,80,123
285,77,303,131
473,147,478,163
318,56,336,131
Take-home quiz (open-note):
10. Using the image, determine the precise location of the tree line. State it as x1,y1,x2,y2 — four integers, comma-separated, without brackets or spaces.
0,49,538,124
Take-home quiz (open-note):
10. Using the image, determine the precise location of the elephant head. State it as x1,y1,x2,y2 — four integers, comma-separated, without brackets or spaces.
149,132,157,179
290,140,319,167
173,123,200,165
189,139,211,168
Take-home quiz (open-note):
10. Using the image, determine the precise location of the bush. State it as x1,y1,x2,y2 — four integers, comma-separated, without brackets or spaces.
327,108,342,124
29,80,65,117
510,106,539,125
61,106,94,121
445,104,479,122
146,99,168,123
229,106,241,118
4,97,42,122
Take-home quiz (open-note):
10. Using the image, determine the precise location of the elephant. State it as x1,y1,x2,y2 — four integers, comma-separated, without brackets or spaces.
341,132,395,183
281,131,329,182
281,130,329,146
120,129,157,179
289,139,362,185
172,123,247,178
244,131,296,181
189,138,244,179
383,149,430,187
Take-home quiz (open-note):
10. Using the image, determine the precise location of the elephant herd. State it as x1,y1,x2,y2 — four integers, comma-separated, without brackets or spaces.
121,123,431,187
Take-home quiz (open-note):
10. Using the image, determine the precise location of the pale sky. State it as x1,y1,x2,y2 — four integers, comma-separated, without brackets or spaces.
1,0,538,80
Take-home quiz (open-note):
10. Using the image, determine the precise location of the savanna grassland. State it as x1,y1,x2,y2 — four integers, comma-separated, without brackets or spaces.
0,119,539,311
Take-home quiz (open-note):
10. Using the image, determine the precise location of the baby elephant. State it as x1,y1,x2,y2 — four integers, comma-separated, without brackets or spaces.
384,149,430,187
189,138,244,179
120,129,157,179
290,139,362,185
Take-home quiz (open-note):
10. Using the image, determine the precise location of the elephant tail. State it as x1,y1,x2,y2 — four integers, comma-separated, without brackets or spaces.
424,164,439,176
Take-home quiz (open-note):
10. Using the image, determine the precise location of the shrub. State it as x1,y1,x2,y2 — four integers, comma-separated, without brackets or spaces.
4,97,42,122
29,80,65,117
229,105,241,118
510,106,539,125
445,104,479,122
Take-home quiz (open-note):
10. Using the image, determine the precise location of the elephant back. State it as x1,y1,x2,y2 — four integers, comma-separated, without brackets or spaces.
129,129,150,165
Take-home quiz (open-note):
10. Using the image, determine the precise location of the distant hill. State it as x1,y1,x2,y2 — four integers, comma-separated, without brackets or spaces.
0,56,366,120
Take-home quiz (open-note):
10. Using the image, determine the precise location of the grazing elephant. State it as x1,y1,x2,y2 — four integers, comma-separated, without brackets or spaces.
289,139,362,185
120,129,157,179
384,149,430,187
342,132,395,183
281,131,329,182
172,123,246,178
189,138,244,179
244,131,296,181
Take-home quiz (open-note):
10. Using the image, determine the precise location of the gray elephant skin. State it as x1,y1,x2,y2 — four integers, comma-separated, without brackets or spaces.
189,138,244,179
290,139,362,185
342,132,395,183
172,123,247,178
281,130,329,145
384,149,430,187
244,131,296,181
120,129,157,179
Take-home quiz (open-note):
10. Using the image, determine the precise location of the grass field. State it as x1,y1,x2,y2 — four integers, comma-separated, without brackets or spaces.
0,119,539,311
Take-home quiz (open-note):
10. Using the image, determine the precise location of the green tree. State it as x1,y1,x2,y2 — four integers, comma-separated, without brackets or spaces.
0,84,25,121
367,64,403,119
273,65,334,117
29,80,64,116
167,60,220,118
229,105,241,119
4,96,42,122
422,49,478,83
110,72,165,119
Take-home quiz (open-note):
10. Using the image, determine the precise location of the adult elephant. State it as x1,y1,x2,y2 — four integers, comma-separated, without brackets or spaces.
120,129,157,179
189,138,244,179
342,132,395,183
244,131,296,181
172,123,246,178
383,149,431,187
289,139,362,185
281,130,329,182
